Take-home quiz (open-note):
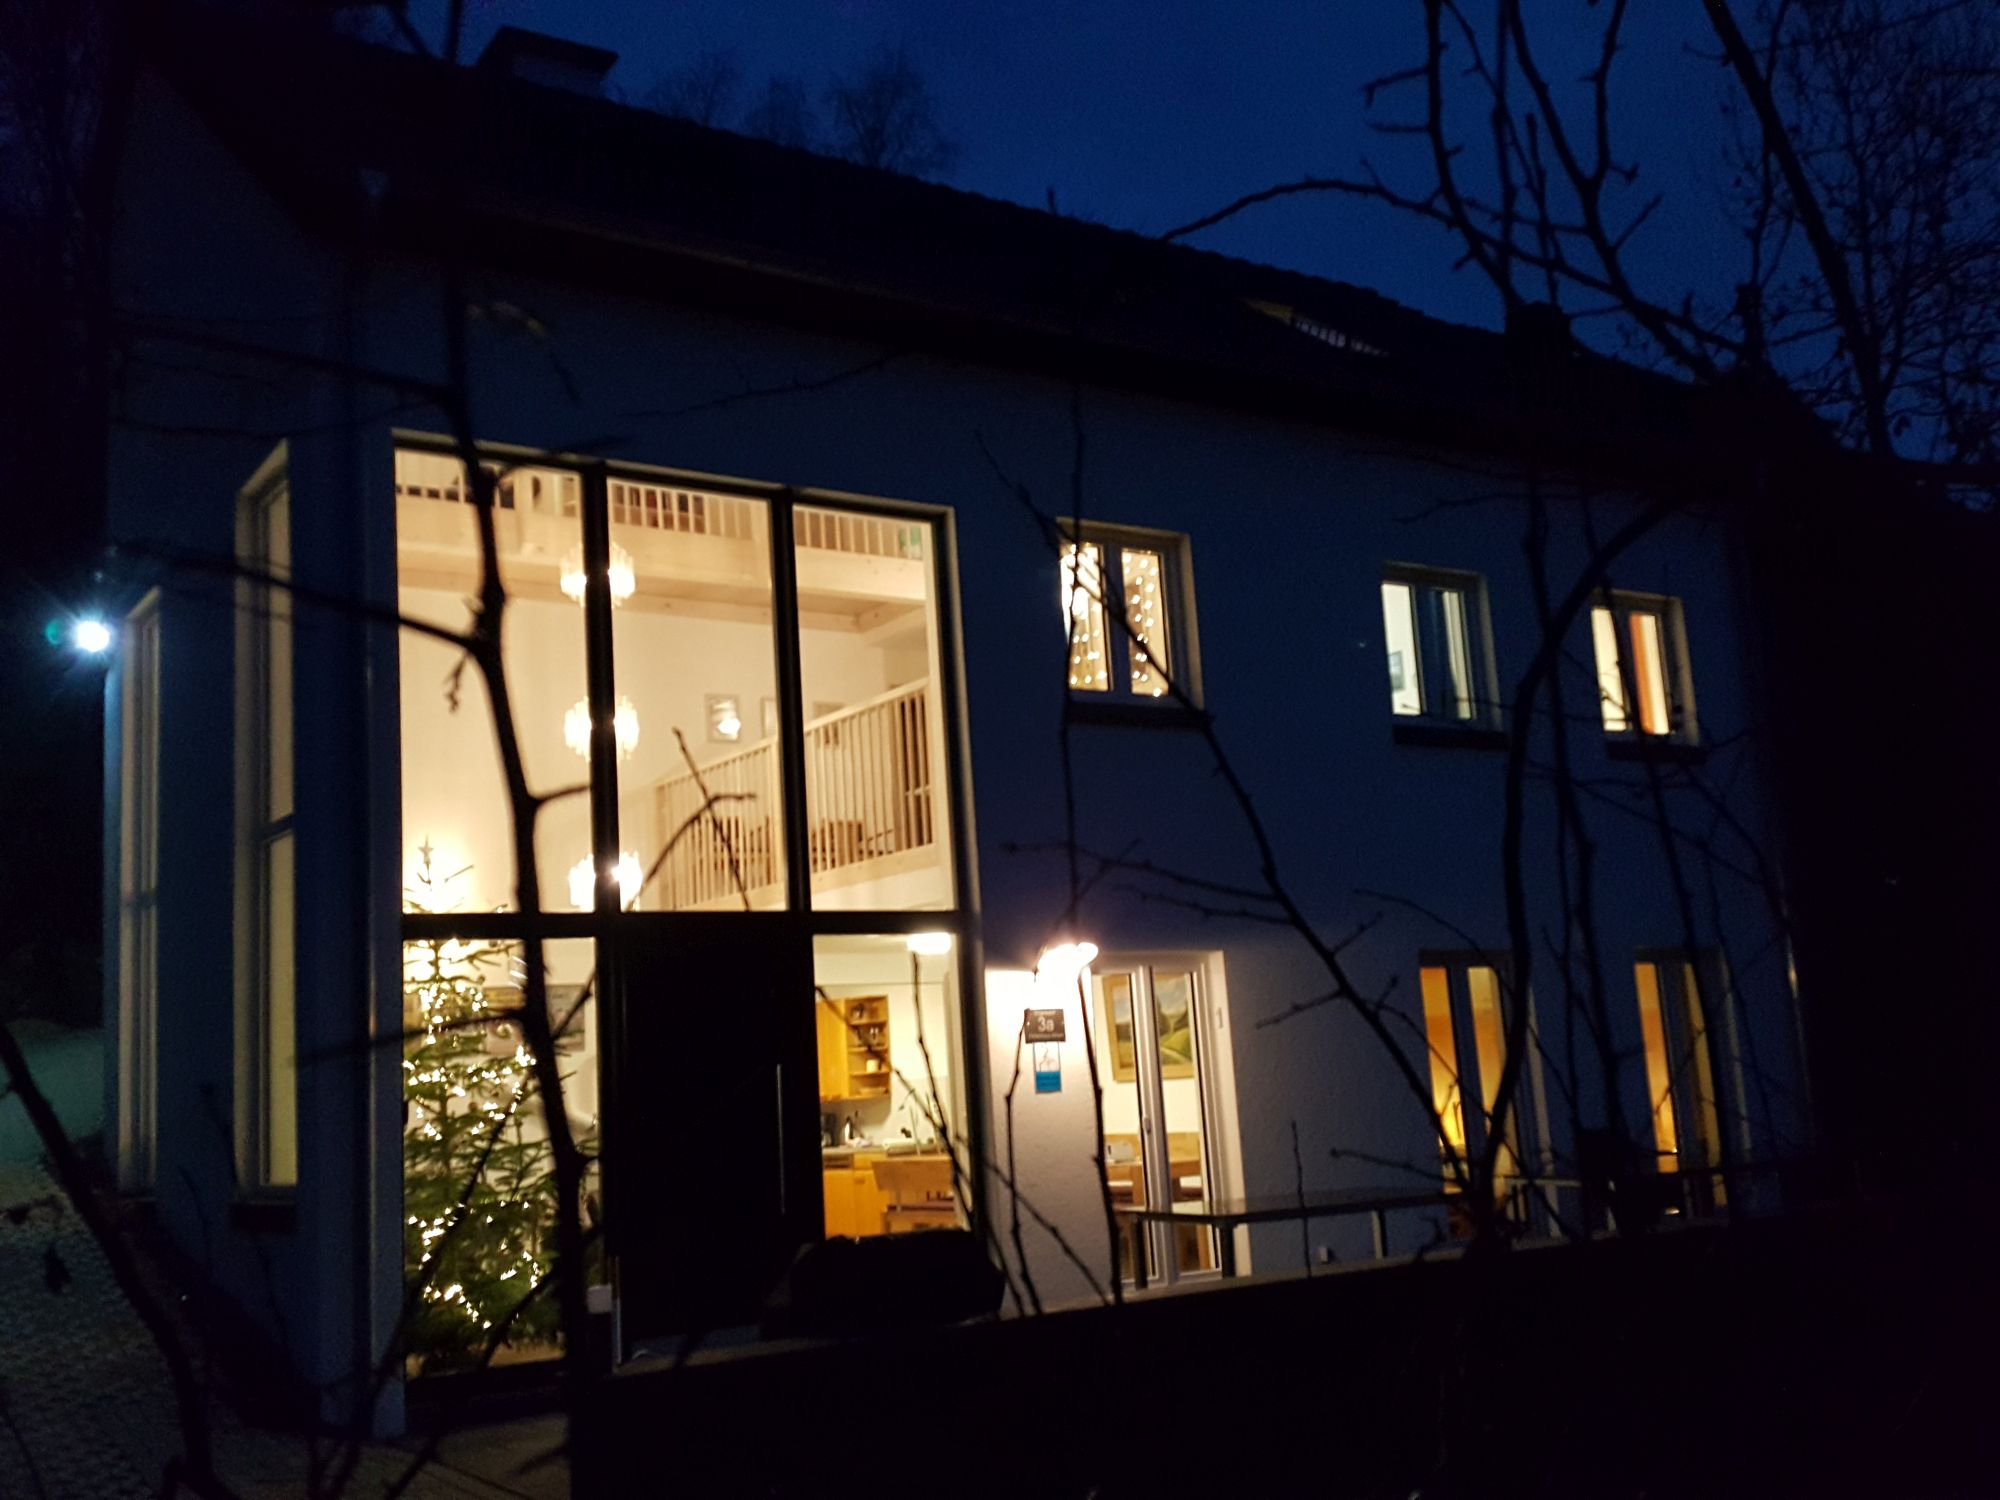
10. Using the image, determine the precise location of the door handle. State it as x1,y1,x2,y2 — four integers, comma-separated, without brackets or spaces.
774,1062,787,1218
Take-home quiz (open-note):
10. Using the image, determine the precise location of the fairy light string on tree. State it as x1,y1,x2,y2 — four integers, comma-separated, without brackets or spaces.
401,848,562,1368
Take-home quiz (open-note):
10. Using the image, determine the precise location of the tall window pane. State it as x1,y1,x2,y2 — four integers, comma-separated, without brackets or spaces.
813,932,963,1240
1419,965,1465,1155
118,600,161,1190
400,929,599,1373
1629,612,1671,735
606,479,785,911
1590,606,1630,732
795,507,955,911
1633,960,1681,1166
241,475,296,1189
1436,588,1475,720
1463,965,1516,1179
1061,541,1110,693
396,450,588,912
263,832,297,1185
1120,547,1171,697
1382,582,1423,716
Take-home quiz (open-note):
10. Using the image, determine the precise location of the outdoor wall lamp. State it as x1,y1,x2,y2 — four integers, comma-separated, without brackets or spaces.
905,931,954,956
45,615,113,655
1034,941,1098,987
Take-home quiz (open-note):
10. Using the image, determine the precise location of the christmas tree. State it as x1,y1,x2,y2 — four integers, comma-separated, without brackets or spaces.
402,854,562,1369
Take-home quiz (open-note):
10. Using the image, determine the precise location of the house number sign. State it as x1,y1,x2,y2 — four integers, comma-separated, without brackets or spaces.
1024,1009,1066,1042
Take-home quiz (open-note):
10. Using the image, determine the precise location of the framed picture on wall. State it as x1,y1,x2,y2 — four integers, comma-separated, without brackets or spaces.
1100,971,1195,1083
484,984,587,1055
1103,976,1139,1082
1151,973,1196,1078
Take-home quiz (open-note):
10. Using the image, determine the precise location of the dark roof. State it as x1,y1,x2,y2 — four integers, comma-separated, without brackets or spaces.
139,5,1710,485
475,25,618,85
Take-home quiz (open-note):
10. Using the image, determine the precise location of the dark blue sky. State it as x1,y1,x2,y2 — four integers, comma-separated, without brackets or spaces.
435,1,1749,347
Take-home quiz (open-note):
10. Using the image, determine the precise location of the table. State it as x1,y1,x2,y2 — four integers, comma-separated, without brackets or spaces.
1113,1186,1455,1290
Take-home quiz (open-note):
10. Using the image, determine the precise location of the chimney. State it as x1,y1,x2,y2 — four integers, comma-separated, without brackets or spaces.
476,26,617,95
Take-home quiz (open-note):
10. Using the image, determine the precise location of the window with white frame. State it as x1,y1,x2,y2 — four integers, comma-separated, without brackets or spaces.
1380,567,1497,725
1632,951,1744,1210
1059,525,1193,704
1417,955,1527,1188
117,594,162,1192
1591,592,1695,741
237,470,297,1190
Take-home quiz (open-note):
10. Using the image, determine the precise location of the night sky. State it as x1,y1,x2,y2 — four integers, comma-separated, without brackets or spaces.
427,0,1753,346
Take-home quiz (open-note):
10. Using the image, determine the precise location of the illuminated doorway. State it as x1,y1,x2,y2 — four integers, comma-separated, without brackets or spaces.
1092,958,1221,1286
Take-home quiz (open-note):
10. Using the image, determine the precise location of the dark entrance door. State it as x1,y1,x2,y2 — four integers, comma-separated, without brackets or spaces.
603,917,821,1344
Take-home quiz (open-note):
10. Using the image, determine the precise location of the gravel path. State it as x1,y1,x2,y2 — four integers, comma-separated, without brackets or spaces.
0,1164,534,1499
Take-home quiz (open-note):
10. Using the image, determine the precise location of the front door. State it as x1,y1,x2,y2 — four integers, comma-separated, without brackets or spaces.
1092,959,1217,1285
604,918,820,1345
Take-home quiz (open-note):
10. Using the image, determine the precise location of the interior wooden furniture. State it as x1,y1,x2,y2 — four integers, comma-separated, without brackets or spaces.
820,1150,955,1238
1104,1131,1214,1274
816,994,891,1102
821,1150,892,1238
871,1154,957,1233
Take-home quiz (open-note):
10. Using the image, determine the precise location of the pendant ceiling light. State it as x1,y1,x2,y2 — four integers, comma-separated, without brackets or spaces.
559,542,635,606
563,695,640,761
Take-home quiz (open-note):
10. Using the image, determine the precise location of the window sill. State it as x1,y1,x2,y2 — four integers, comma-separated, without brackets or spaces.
230,1196,299,1235
1391,720,1507,751
1604,737,1706,766
1065,698,1207,731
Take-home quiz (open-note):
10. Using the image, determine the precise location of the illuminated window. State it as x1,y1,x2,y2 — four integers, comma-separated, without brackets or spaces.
1591,593,1693,740
1632,955,1735,1195
1418,957,1527,1189
1058,524,1195,705
237,465,296,1190
1381,568,1494,723
117,594,162,1192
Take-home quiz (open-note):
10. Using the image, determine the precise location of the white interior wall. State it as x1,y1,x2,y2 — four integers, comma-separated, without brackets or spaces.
813,937,959,1147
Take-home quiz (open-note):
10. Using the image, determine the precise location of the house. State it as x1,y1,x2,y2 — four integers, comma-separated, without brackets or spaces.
99,10,1810,1427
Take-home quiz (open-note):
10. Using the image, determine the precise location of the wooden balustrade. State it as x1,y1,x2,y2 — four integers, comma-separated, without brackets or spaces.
642,680,935,910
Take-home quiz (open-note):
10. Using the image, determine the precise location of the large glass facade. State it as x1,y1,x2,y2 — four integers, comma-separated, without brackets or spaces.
393,444,972,1360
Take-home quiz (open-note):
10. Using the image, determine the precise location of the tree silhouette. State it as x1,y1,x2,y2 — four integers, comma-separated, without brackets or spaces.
824,44,959,178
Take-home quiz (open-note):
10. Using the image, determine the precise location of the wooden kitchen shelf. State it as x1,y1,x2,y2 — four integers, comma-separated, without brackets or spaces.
817,994,891,1102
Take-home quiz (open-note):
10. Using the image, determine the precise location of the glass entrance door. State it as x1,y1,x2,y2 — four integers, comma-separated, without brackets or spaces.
604,919,820,1345
1092,960,1215,1286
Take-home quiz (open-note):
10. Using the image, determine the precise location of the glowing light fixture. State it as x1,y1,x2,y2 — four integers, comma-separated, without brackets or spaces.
563,695,640,761
707,694,742,743
905,931,954,957
568,851,643,910
559,542,635,606
1035,941,1099,985
72,618,113,654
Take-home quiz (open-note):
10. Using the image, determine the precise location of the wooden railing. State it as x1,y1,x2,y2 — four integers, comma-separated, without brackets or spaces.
794,505,927,562
643,679,935,910
645,736,782,911
802,681,935,874
609,479,759,540
399,459,926,564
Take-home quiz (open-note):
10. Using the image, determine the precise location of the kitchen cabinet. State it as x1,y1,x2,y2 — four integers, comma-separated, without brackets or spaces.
816,994,891,1102
821,1151,892,1238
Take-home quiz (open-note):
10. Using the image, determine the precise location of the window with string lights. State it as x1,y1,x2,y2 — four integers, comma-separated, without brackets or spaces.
1057,523,1200,714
